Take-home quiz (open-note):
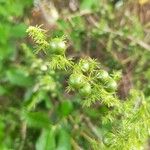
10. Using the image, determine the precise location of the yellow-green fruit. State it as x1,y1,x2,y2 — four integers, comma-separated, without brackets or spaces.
69,74,84,89
49,38,66,54
79,83,91,97
80,60,90,72
105,78,117,92
97,70,109,82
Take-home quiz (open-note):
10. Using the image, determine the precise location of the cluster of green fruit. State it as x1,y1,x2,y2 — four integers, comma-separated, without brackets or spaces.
69,73,91,97
27,26,117,100
96,70,117,92
48,38,117,97
69,59,117,97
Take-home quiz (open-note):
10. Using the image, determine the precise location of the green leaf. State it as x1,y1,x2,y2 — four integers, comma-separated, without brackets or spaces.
11,23,27,38
22,111,50,128
0,23,10,45
36,127,56,150
0,45,15,60
56,128,71,150
0,120,5,141
84,108,100,118
58,100,73,117
57,19,70,31
8,1,24,17
0,86,7,96
6,68,34,87
80,0,98,10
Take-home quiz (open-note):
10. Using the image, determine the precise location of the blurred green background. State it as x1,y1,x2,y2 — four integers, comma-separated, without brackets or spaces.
0,0,150,149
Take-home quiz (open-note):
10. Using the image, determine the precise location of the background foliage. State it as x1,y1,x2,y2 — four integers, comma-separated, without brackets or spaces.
0,0,150,150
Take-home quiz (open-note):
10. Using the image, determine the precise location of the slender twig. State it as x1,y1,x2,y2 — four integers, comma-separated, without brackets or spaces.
72,12,150,52
19,122,27,150
84,116,102,140
105,29,150,52
71,138,83,150
64,10,93,20
80,131,93,142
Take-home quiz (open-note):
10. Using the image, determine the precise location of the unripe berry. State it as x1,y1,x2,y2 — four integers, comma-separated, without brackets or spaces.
105,78,117,92
80,60,90,72
97,70,109,82
69,74,84,89
49,38,66,55
79,83,91,97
